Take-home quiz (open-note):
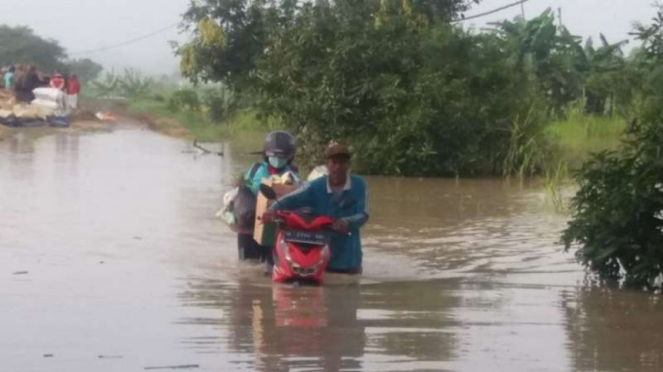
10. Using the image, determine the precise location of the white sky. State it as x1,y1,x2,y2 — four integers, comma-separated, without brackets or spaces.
0,0,657,75
467,0,655,50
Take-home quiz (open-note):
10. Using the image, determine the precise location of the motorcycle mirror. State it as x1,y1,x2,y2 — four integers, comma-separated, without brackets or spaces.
259,184,278,200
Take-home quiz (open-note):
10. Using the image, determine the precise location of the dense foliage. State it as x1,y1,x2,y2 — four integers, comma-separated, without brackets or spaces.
62,58,104,82
0,25,67,71
563,10,663,289
0,25,103,82
177,0,651,176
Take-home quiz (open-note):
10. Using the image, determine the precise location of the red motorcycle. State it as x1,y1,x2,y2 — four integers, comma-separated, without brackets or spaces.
260,185,334,284
271,210,333,284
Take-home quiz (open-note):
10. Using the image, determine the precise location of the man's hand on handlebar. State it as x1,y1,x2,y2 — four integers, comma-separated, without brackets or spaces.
262,209,276,223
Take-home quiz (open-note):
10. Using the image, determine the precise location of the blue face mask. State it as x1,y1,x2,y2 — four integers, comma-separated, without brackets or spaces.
268,156,288,169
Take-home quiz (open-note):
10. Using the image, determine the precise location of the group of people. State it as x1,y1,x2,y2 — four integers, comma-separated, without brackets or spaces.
1,65,81,110
238,131,369,276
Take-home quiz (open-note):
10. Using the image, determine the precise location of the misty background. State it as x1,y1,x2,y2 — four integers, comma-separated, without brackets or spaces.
0,0,656,77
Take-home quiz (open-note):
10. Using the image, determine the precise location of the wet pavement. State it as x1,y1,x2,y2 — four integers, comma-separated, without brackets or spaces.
2,127,663,372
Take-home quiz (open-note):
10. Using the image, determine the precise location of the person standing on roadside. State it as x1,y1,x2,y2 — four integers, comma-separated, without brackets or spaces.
14,65,41,103
66,74,81,111
49,72,65,90
4,66,15,90
1,66,12,89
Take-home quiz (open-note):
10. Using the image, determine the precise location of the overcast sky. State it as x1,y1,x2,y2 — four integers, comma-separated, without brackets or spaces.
0,0,658,76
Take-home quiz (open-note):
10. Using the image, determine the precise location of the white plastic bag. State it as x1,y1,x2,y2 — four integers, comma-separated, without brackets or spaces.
215,187,239,226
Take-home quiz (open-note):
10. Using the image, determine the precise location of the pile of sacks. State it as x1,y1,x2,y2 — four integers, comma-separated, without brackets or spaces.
0,88,69,128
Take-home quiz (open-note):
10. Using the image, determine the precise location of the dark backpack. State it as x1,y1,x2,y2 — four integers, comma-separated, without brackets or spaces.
232,162,262,229
233,185,257,229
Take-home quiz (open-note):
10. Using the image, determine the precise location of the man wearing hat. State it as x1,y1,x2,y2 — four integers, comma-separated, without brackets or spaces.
264,142,369,274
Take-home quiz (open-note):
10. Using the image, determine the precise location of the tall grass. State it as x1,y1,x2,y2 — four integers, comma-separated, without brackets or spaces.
503,107,554,179
539,100,627,212
546,101,627,170
127,97,279,142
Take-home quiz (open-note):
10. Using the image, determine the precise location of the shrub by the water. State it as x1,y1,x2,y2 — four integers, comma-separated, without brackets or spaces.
563,120,663,288
563,7,663,289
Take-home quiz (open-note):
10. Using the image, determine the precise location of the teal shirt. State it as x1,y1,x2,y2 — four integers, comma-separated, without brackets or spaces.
271,175,369,271
244,161,298,195
4,72,14,89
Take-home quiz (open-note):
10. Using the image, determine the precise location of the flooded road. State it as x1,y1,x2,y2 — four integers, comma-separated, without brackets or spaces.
2,127,663,372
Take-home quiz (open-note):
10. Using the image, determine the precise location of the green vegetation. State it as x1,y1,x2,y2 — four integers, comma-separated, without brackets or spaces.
127,96,277,141
0,25,66,71
547,108,627,170
85,68,277,140
563,11,663,289
173,0,650,176
0,25,103,80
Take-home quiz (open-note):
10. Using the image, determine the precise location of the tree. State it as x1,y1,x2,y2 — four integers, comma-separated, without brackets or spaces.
176,0,481,89
251,0,544,175
563,7,663,289
0,25,67,72
490,10,585,114
412,0,481,22
62,58,104,83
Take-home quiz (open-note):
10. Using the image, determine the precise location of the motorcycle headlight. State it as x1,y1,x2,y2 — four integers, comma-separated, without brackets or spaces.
279,239,293,263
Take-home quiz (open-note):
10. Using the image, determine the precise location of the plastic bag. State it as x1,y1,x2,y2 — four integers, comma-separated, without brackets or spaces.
216,187,239,225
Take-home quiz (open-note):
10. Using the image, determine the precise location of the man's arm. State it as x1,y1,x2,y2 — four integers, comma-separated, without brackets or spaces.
271,181,313,211
343,177,369,230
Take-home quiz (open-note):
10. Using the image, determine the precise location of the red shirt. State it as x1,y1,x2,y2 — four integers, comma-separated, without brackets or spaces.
68,78,80,95
50,76,65,90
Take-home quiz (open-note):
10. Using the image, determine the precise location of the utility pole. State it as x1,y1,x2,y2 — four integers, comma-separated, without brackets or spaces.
521,2,526,18
558,7,563,27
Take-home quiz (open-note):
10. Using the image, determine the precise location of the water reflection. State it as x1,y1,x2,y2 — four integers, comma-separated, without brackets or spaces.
179,278,366,371
563,286,663,372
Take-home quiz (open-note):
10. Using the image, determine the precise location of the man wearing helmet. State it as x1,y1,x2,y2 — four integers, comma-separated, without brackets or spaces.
238,131,301,268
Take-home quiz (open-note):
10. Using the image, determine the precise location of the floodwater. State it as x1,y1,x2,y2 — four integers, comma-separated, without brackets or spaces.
2,126,663,372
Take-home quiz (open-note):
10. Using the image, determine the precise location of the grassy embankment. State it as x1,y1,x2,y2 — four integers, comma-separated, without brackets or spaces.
125,97,281,146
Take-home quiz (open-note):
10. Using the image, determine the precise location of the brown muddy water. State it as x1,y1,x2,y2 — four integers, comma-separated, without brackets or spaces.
2,127,663,372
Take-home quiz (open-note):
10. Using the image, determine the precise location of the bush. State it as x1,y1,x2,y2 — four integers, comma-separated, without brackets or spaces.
168,89,200,112
254,8,548,176
202,87,236,122
563,120,663,288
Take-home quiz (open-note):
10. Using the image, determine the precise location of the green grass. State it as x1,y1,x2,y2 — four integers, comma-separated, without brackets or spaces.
126,98,280,144
546,114,627,170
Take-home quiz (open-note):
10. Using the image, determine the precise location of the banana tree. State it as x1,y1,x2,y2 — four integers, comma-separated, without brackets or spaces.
490,9,584,114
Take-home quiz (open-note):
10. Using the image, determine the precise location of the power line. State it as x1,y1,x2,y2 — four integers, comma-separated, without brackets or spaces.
69,22,180,55
453,0,530,23
68,1,527,55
